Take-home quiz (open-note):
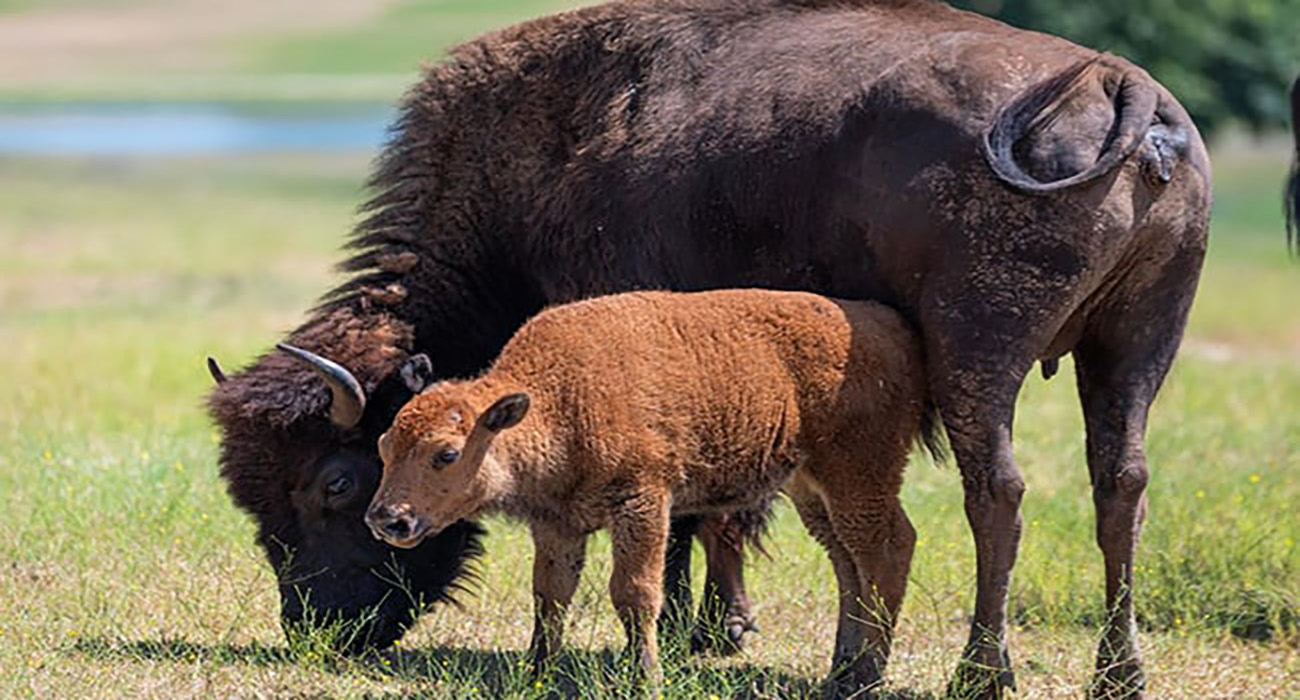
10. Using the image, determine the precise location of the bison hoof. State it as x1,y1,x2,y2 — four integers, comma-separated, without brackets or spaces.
1089,658,1145,700
689,613,758,656
946,651,1015,700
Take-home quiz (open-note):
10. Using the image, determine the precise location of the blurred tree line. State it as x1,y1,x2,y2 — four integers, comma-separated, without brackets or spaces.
951,0,1300,135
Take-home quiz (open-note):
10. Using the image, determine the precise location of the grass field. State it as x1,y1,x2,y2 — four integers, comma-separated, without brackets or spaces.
0,147,1296,699
1,1,1298,698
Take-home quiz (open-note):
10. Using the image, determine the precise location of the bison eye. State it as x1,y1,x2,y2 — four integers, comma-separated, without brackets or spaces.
434,448,460,467
324,474,352,497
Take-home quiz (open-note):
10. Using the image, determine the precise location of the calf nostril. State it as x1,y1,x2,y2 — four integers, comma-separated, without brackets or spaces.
382,518,412,539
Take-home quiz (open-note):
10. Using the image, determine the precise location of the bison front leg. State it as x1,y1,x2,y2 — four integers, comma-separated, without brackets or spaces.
609,492,671,684
692,512,759,655
659,515,699,642
529,523,587,671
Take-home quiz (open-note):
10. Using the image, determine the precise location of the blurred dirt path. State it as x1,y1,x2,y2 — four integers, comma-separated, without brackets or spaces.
0,0,396,86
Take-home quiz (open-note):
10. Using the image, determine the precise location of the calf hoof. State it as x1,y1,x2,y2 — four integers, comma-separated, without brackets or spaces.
689,614,758,656
1089,658,1145,700
946,650,1015,700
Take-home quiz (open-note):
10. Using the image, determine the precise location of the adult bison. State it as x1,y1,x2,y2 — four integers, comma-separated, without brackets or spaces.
1287,75,1298,248
207,1,1210,698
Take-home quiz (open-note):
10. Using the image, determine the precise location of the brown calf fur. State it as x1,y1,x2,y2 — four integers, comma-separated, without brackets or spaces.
367,289,929,692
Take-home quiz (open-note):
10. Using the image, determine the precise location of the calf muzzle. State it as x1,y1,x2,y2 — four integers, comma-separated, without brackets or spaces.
366,502,429,548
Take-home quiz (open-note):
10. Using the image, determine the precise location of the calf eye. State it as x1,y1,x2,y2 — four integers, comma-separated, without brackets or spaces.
324,475,352,497
434,448,460,467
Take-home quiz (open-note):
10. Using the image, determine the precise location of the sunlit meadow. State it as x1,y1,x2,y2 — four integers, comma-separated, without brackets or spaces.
0,1,1296,698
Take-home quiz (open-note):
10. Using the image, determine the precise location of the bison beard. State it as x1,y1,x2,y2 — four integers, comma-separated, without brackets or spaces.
208,1,1210,697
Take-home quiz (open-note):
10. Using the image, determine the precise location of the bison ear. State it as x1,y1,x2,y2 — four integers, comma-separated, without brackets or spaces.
479,393,530,433
399,353,434,393
206,356,227,384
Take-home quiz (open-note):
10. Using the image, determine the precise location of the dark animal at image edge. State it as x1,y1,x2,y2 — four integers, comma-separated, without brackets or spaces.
205,1,1211,698
1287,75,1299,251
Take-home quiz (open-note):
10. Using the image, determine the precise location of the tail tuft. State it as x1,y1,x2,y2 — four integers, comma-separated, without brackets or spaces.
984,56,1158,195
919,399,948,465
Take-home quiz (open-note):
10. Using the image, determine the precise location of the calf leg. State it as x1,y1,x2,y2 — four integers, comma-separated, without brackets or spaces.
609,492,671,680
529,523,588,670
693,513,758,655
819,469,916,693
785,475,868,675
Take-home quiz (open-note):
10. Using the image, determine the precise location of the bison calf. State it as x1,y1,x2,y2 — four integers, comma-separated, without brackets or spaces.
366,289,930,691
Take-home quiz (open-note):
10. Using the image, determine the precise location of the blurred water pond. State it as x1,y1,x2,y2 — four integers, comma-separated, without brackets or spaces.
0,102,393,155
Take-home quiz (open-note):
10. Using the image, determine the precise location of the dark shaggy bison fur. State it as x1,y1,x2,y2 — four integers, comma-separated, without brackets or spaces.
1287,75,1299,252
209,1,1211,696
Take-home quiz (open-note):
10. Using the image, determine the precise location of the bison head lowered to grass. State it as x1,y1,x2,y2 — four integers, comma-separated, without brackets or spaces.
207,314,486,652
207,0,1210,696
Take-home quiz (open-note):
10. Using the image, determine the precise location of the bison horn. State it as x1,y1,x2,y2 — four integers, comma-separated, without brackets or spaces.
206,357,227,384
276,343,367,430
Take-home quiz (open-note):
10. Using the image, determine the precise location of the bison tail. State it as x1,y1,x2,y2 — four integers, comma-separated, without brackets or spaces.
983,56,1158,195
918,398,948,465
1287,76,1299,254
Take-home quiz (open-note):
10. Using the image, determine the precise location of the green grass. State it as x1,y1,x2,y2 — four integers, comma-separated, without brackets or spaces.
0,0,95,11
0,150,1297,699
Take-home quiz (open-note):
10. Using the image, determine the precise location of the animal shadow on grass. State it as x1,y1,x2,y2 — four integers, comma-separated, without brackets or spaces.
72,636,291,666
363,646,938,700
70,638,936,699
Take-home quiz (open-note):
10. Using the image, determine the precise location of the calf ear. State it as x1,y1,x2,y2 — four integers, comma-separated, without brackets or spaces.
480,393,530,433
399,354,434,393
